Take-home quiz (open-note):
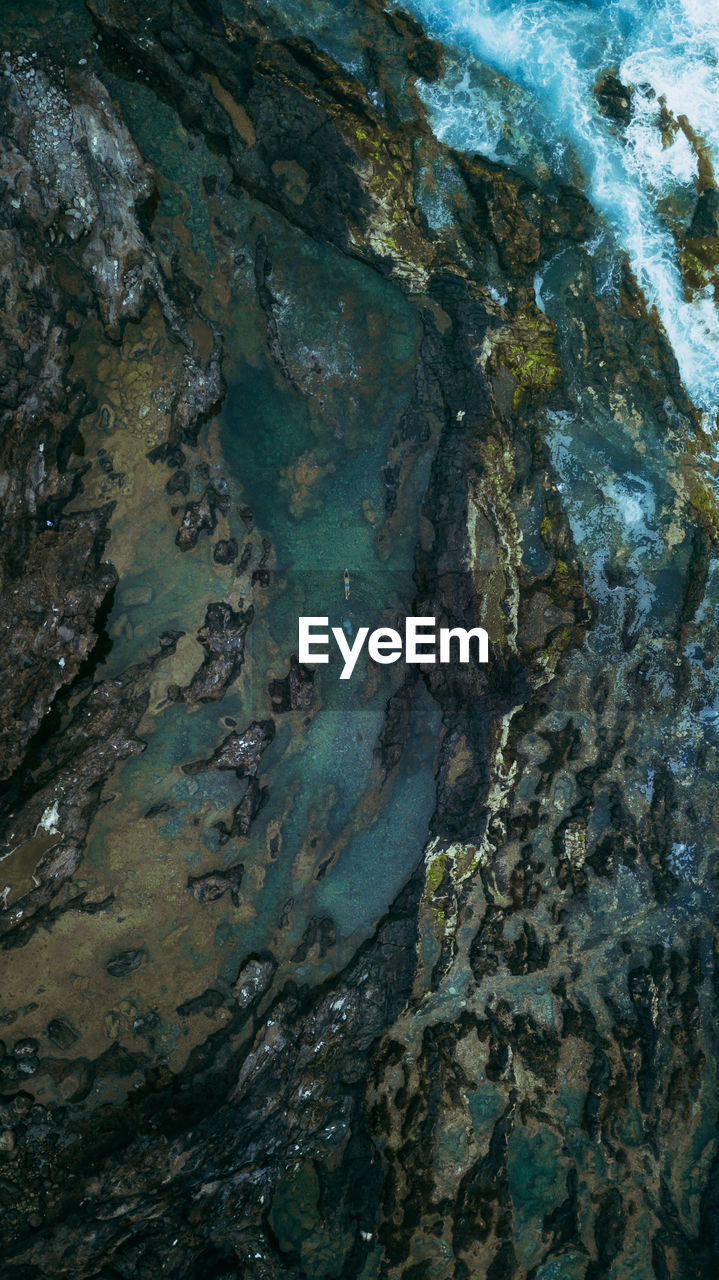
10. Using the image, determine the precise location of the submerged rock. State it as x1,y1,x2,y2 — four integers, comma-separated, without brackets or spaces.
106,947,147,978
594,69,633,123
214,775,266,842
269,655,315,713
45,1018,80,1051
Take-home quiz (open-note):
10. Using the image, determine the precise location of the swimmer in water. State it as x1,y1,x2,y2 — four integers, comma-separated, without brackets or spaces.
343,568,350,599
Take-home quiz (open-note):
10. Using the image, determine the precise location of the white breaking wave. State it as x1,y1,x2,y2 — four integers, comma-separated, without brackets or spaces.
398,0,719,419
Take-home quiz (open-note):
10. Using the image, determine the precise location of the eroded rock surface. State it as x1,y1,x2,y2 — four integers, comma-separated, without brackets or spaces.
0,2,717,1278
173,601,254,704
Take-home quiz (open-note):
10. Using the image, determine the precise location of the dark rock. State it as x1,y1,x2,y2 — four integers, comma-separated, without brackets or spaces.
159,30,185,54
183,719,275,776
382,460,401,515
0,64,156,337
176,602,254,703
388,7,444,82
175,484,226,551
147,442,186,468
176,988,226,1018
689,187,719,239
374,675,416,777
144,801,173,819
292,916,336,963
45,1018,80,1051
175,50,195,75
166,468,191,497
214,776,266,842
170,332,225,445
187,862,244,907
269,654,314,713
106,948,147,978
159,630,184,651
0,51,220,796
594,70,633,123
232,954,276,1008
213,720,275,773
12,1039,38,1060
213,536,238,564
0,650,156,949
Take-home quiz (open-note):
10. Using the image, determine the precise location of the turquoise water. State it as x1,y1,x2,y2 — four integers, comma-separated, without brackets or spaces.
210,210,443,976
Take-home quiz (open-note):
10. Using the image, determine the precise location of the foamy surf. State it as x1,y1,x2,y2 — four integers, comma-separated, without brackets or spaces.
398,0,719,421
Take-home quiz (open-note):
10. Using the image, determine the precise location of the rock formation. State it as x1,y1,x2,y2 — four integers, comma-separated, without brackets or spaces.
0,2,716,1277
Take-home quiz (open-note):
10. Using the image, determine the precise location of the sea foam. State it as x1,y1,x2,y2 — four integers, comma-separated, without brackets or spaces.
399,0,719,420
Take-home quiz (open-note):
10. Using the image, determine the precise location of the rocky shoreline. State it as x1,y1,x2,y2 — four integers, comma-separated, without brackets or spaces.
0,2,717,1276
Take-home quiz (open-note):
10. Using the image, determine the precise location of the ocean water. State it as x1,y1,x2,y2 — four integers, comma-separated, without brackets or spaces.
398,0,719,421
